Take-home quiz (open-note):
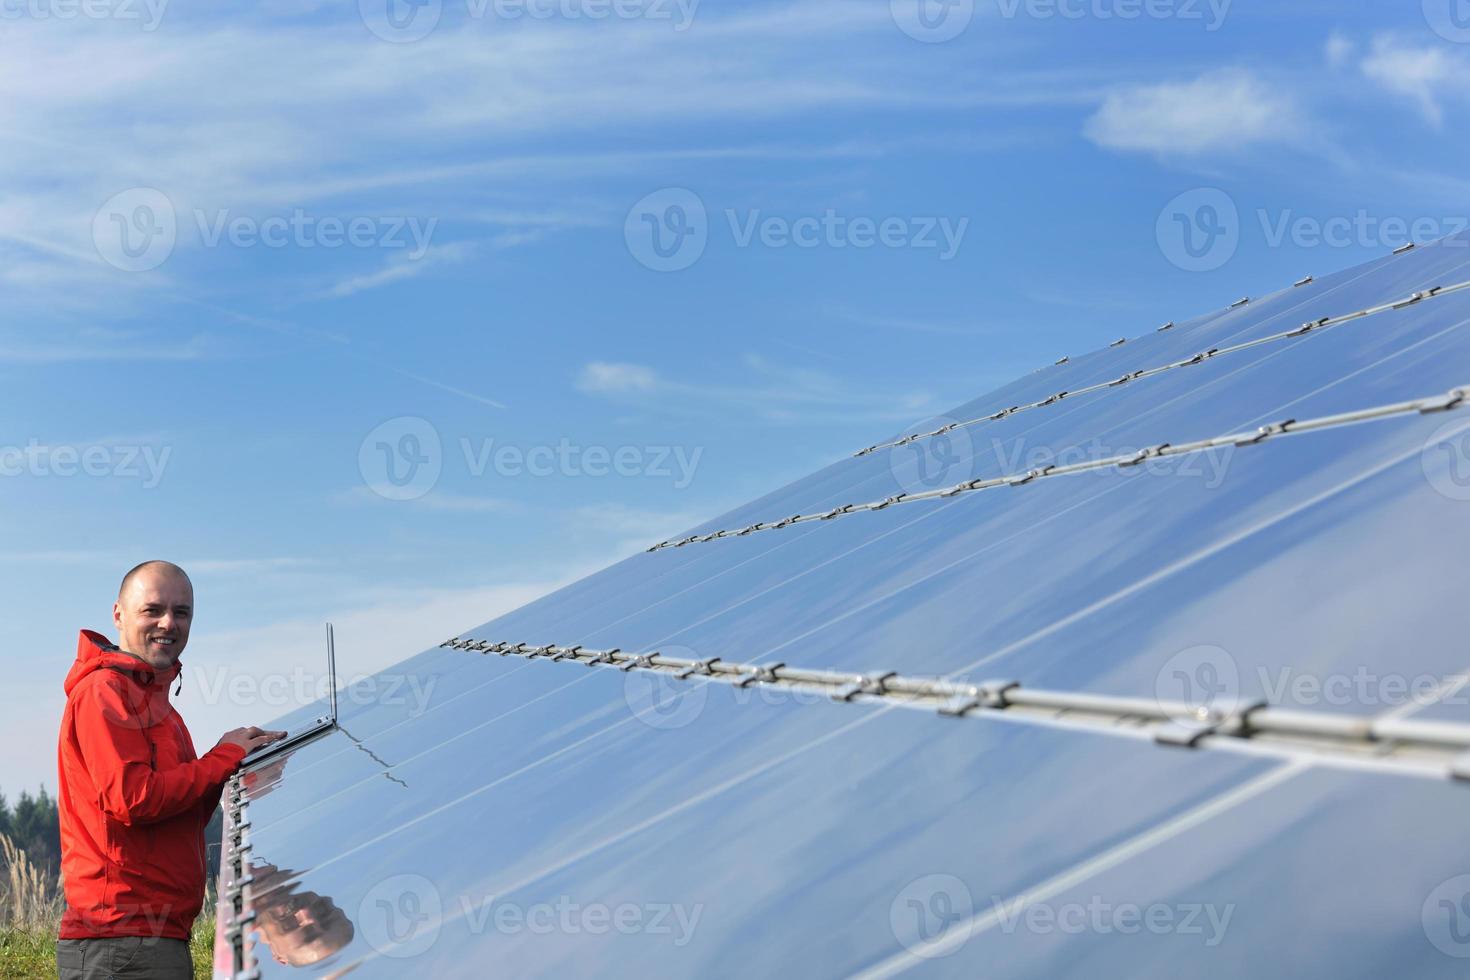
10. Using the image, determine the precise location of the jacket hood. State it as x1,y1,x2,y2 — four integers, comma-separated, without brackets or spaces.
65,629,181,696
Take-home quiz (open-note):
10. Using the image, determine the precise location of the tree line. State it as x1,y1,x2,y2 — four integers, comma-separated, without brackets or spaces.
0,788,61,876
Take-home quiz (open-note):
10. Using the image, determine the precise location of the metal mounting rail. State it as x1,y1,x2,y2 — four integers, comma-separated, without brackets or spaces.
219,772,259,980
442,637,1470,784
853,276,1470,458
647,384,1470,551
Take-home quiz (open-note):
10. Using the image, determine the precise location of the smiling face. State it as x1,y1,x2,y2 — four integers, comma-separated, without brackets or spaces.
113,563,194,670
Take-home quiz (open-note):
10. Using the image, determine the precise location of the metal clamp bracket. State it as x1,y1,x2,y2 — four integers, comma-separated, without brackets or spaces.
619,654,656,672
1155,699,1267,749
1419,388,1468,414
1118,444,1171,468
675,658,722,680
734,663,786,688
1233,420,1295,446
831,672,899,702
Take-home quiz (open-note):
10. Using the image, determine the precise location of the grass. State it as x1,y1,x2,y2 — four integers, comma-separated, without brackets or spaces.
0,835,214,979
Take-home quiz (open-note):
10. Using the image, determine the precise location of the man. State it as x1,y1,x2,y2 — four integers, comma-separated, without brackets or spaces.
56,561,285,980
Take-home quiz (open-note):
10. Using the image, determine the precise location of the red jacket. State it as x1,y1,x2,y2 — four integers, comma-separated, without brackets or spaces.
57,629,246,940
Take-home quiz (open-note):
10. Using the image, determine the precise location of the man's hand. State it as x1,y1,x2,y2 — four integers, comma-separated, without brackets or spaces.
218,727,288,754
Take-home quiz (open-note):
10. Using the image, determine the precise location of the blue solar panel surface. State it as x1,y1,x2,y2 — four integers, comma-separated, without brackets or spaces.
220,236,1470,978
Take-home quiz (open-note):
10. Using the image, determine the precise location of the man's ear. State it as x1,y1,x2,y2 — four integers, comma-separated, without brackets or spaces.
112,601,123,630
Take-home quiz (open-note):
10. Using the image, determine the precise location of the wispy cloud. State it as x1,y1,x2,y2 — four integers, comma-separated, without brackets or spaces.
1358,34,1470,127
1083,69,1302,156
576,362,660,395
0,328,214,364
320,241,474,299
575,354,933,424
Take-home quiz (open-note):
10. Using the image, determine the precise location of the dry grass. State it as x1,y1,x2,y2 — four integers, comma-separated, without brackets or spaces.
0,834,213,979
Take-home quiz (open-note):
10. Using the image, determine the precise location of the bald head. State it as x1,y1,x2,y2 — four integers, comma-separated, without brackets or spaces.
119,560,191,601
114,561,194,669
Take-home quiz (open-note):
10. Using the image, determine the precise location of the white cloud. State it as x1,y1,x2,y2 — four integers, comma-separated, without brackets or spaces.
1083,70,1299,156
1325,31,1354,68
577,362,661,394
1358,34,1470,127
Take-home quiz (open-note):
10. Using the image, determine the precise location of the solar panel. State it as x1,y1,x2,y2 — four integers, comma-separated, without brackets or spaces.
217,234,1470,978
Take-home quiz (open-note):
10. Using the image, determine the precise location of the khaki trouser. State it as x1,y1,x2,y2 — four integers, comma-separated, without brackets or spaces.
56,936,193,980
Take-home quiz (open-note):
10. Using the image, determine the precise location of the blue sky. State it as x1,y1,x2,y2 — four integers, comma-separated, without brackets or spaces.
4,0,1469,792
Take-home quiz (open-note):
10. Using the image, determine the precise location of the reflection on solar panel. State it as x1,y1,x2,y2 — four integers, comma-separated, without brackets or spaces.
217,235,1470,979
